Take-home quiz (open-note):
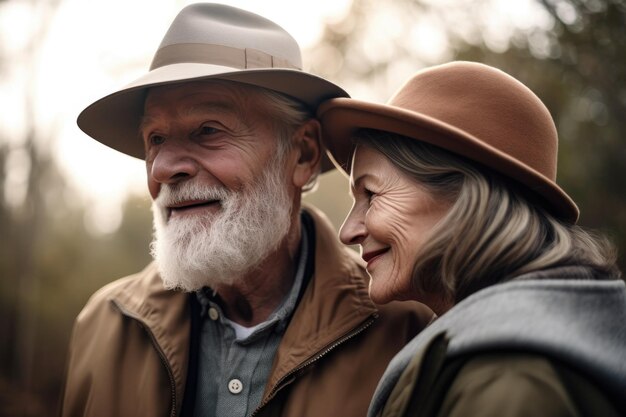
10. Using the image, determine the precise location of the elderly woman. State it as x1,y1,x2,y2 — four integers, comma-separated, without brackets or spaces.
318,62,626,417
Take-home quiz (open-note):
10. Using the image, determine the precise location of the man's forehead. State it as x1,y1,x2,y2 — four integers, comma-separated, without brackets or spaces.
146,79,258,102
142,80,258,119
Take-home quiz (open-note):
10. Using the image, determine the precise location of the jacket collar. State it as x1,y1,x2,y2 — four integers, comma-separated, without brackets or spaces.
263,205,378,396
110,262,191,412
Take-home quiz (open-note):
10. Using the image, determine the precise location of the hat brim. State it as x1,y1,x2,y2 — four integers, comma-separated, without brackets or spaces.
318,97,579,223
77,63,348,168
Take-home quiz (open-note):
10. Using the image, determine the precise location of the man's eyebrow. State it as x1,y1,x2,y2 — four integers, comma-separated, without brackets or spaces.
138,100,250,134
188,101,255,133
138,115,159,134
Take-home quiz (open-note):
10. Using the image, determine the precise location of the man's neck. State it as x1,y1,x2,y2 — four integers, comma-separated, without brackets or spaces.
211,222,302,327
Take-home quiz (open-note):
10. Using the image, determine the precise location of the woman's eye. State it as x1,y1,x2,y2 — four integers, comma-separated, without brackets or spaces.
364,188,375,202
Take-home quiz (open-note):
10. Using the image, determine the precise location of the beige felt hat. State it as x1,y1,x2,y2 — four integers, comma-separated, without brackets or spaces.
318,61,579,223
77,3,348,161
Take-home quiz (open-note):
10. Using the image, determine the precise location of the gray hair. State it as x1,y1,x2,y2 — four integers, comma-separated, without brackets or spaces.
215,80,321,192
354,129,620,305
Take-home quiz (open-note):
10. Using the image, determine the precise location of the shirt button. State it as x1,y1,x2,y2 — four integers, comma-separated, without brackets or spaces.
208,307,219,321
228,378,243,394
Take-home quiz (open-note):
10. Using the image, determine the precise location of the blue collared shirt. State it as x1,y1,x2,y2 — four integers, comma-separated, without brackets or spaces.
193,223,309,417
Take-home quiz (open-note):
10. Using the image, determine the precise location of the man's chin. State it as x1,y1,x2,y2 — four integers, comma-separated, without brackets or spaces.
157,263,243,293
156,259,216,292
159,273,206,293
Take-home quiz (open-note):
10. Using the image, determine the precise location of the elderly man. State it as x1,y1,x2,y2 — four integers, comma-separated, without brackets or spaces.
60,4,433,417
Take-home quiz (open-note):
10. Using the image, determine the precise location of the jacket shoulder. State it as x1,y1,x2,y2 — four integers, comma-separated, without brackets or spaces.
60,262,177,417
376,301,434,332
438,353,579,417
384,351,583,417
76,262,160,322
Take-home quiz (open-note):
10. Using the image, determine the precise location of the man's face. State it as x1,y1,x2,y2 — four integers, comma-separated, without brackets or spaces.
141,80,281,210
140,81,297,291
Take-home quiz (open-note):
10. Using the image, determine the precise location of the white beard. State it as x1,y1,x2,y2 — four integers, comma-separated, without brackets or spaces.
150,156,293,292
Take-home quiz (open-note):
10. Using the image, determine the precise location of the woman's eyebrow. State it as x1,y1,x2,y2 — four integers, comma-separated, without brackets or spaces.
351,173,374,194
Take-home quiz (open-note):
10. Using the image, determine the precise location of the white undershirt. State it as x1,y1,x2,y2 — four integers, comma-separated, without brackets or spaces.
223,318,264,340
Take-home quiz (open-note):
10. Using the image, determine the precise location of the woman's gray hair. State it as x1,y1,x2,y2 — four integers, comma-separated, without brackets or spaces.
354,129,620,305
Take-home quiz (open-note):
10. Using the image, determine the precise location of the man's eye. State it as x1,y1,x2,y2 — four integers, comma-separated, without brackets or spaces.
150,134,166,145
364,188,375,202
199,125,219,135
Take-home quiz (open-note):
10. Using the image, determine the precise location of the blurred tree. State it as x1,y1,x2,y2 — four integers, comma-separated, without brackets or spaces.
0,189,153,416
0,1,153,415
454,0,626,269
0,0,64,410
310,0,626,271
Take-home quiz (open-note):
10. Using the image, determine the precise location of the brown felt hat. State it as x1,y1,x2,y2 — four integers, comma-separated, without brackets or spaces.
77,3,347,163
318,61,579,223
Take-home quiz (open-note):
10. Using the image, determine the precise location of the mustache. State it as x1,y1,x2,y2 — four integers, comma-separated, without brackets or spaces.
155,181,231,207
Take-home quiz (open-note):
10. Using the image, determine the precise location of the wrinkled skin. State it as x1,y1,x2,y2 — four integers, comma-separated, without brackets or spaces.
340,145,451,309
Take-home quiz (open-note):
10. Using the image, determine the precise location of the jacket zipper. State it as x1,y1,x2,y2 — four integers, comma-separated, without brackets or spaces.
250,313,378,417
111,300,178,417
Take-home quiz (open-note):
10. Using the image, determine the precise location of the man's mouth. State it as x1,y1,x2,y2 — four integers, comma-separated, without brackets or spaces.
167,199,221,219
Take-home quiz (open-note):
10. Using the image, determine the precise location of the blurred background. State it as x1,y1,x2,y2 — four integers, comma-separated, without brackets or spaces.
0,0,624,415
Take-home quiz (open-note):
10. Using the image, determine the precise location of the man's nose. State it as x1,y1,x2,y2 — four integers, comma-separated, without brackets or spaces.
150,141,199,184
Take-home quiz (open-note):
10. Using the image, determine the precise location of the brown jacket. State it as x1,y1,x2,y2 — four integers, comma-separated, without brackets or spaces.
59,207,434,417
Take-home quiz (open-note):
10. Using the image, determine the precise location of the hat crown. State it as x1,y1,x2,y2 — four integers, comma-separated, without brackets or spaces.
151,3,302,71
77,2,347,167
390,62,558,181
317,61,579,222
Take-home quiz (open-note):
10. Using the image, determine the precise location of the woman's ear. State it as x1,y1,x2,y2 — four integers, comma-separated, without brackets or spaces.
291,118,322,188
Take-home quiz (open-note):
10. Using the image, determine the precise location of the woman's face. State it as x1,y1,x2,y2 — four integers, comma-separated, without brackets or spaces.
340,144,451,307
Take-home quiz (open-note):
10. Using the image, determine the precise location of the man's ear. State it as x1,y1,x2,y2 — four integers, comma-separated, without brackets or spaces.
291,118,322,188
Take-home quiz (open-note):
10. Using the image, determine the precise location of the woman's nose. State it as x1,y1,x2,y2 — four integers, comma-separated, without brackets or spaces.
339,208,367,246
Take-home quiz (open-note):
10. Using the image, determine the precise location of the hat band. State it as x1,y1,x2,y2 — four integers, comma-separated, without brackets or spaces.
150,43,300,71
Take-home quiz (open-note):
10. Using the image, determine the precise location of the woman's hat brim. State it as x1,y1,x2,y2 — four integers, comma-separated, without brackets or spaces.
318,97,579,223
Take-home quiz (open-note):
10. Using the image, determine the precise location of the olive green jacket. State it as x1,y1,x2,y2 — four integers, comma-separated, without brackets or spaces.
370,268,626,417
59,206,434,417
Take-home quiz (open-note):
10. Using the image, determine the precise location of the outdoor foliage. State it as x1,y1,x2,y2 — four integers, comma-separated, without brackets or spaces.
0,0,624,415
309,0,626,269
